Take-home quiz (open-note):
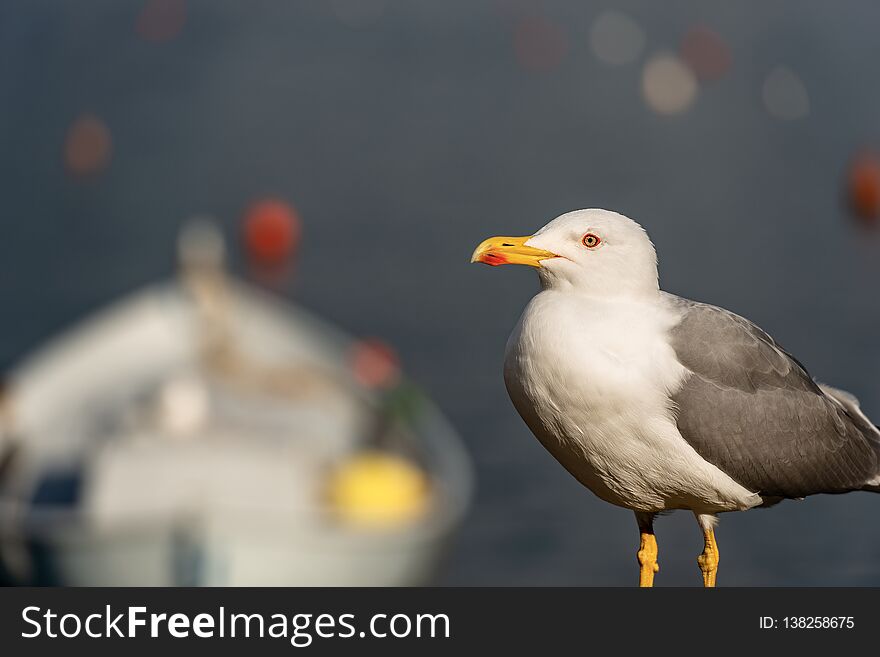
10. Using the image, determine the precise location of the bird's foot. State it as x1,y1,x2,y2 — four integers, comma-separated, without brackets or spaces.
637,532,659,587
697,529,719,588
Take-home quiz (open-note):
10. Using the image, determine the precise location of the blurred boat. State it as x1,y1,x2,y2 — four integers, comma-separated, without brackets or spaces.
0,223,472,585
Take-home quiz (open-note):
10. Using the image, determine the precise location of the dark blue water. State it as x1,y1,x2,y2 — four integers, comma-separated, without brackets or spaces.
1,1,879,585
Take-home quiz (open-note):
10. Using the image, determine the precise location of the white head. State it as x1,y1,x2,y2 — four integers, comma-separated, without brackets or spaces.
471,209,659,298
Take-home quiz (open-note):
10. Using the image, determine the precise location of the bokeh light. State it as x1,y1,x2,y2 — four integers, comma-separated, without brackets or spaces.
136,0,187,42
242,198,302,267
641,53,697,116
680,25,731,81
513,16,569,73
64,114,112,177
762,66,809,120
350,339,401,390
589,10,645,67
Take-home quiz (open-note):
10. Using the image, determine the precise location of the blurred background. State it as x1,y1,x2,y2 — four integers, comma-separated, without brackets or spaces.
1,0,880,586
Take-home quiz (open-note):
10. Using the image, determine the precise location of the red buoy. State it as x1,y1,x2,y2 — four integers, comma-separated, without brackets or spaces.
847,152,880,224
242,198,301,266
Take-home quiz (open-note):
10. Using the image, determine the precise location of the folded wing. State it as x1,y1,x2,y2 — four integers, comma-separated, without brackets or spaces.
666,295,880,500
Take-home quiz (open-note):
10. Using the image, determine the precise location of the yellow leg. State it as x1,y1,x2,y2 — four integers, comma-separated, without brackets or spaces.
697,528,719,587
637,531,660,587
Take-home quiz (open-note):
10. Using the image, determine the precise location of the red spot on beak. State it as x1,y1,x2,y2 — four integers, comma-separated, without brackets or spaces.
481,252,508,266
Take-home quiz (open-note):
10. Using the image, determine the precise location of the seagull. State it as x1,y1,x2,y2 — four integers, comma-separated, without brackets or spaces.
471,209,880,587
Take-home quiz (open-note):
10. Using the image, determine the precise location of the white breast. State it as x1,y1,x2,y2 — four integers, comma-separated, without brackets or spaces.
503,290,760,514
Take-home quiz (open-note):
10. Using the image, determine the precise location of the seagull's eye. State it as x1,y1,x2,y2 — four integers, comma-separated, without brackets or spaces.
582,233,601,248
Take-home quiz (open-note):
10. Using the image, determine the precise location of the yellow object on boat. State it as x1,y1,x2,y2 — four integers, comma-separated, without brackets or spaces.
327,451,430,528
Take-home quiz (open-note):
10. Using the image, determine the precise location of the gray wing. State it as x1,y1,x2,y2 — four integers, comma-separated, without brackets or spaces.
665,294,880,499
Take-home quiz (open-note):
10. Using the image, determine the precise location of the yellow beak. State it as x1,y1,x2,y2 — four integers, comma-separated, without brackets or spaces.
470,235,558,268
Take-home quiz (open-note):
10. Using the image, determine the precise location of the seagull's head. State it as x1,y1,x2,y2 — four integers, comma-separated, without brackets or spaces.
471,209,659,296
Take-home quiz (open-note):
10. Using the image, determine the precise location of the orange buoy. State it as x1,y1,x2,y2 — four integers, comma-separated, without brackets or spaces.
242,198,301,266
350,339,400,390
847,152,880,224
